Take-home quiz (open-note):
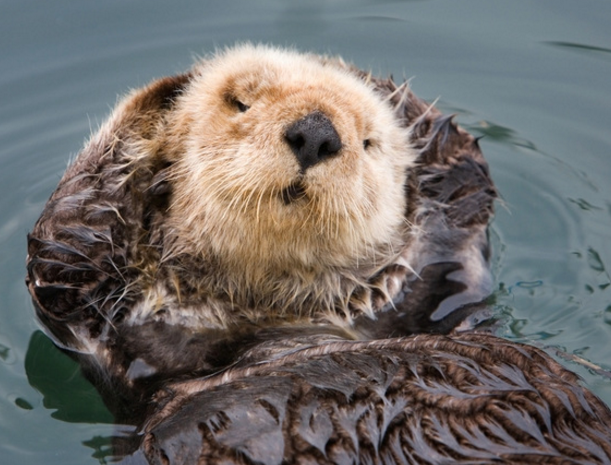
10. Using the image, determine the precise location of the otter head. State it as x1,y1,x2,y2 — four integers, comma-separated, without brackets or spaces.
164,44,414,310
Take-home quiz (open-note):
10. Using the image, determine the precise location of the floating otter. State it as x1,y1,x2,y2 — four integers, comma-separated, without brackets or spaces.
26,45,611,463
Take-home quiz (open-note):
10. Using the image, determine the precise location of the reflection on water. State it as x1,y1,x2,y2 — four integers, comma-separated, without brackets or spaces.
470,121,537,151
82,435,116,464
569,197,604,212
25,332,113,424
2,0,611,463
0,339,11,363
544,41,611,57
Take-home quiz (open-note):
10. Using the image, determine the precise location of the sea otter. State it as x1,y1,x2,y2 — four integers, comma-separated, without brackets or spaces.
26,44,611,463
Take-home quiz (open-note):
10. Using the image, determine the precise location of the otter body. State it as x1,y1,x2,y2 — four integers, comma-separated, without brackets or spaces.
122,333,611,465
26,45,611,463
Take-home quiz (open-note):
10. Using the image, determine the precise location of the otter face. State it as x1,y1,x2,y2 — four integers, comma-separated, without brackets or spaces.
166,45,414,285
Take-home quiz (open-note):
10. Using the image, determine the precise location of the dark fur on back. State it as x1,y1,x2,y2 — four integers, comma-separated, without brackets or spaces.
120,333,611,464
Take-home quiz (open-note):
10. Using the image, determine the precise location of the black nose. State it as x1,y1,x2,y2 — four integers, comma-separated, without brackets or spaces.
285,111,342,171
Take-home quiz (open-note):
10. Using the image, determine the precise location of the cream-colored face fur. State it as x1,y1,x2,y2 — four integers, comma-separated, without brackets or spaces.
165,44,414,293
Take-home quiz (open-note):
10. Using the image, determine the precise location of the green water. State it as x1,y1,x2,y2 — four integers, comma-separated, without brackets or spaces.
1,1,611,463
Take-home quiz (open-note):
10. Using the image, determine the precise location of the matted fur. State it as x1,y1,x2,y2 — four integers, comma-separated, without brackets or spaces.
123,333,611,465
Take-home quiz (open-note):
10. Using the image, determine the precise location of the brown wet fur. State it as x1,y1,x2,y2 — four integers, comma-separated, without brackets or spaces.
128,333,611,465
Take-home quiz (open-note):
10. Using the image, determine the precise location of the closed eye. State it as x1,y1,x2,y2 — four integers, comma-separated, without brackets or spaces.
235,100,250,112
225,93,250,112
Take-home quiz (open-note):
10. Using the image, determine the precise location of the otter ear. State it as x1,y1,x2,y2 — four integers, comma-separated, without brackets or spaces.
128,72,193,114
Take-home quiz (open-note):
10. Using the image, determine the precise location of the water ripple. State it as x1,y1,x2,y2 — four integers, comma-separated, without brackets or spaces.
543,41,611,59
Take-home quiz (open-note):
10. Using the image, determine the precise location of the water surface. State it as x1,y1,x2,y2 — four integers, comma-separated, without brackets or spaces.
1,1,611,463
